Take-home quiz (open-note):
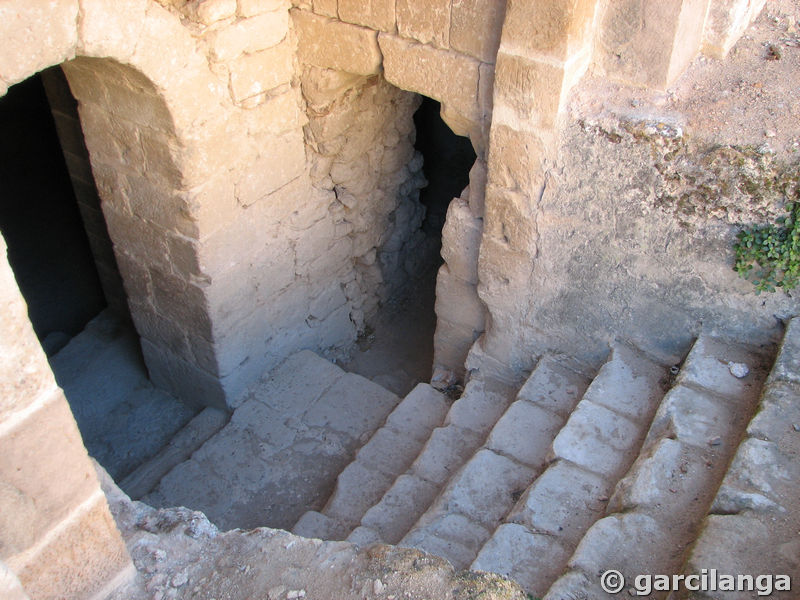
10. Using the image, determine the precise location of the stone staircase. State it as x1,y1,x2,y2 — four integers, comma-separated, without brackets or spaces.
289,325,800,599
133,321,800,599
143,351,402,531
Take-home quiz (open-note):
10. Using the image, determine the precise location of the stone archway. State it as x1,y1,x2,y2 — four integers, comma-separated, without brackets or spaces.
0,0,237,408
0,2,233,597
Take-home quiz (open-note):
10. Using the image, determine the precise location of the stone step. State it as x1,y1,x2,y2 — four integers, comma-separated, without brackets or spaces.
50,311,152,437
400,356,591,568
543,334,771,600
347,377,518,546
48,310,199,481
119,406,230,500
674,320,800,600
471,343,667,594
145,351,400,531
292,383,449,539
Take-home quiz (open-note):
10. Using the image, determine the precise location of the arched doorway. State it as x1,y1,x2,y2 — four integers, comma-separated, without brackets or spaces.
0,4,228,595
0,63,208,484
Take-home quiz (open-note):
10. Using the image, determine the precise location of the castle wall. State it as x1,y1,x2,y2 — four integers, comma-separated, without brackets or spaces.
474,0,781,377
0,234,132,599
289,0,507,375
0,0,781,596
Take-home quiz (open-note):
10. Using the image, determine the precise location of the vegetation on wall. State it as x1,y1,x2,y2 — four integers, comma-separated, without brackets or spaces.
734,201,800,294
580,118,800,294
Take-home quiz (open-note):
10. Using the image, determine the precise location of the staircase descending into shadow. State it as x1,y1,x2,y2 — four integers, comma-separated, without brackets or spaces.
139,321,800,599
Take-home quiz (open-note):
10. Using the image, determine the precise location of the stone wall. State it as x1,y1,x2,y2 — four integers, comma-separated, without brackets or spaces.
289,0,508,375
0,0,780,595
40,67,130,321
0,236,132,599
0,0,514,408
704,0,768,58
500,111,799,369
474,0,775,376
475,0,600,376
300,66,430,330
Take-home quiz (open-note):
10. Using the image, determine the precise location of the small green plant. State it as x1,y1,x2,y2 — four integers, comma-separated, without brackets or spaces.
734,202,800,293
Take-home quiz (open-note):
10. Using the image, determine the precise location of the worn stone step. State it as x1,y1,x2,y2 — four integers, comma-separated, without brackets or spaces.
472,344,667,595
146,351,400,531
119,406,229,499
49,309,134,383
292,383,449,539
292,510,351,541
50,312,152,436
471,523,573,595
509,354,591,419
503,460,613,547
550,344,666,478
402,449,535,569
675,322,800,600
544,334,770,600
400,357,590,568
347,377,517,546
356,474,440,544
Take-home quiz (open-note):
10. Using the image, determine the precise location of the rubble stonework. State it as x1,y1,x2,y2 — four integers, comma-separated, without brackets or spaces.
0,0,796,597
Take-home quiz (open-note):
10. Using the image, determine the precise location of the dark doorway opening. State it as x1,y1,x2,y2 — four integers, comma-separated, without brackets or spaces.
0,73,107,351
343,96,476,395
413,97,477,237
0,70,199,485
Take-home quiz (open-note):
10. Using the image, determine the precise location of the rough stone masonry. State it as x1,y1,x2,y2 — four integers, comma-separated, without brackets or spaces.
2,0,800,598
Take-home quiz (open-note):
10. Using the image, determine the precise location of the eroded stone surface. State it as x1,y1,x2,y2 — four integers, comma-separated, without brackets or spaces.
145,352,399,530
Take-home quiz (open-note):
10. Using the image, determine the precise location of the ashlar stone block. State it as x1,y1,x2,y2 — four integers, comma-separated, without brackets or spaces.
338,0,395,32
500,0,597,62
397,0,451,49
411,425,482,483
234,129,306,207
443,380,511,435
0,248,57,417
485,126,547,192
435,265,484,331
0,0,78,85
427,449,534,529
507,460,612,546
703,0,767,58
229,38,294,103
311,0,338,18
441,198,482,284
209,9,289,61
194,0,237,25
361,474,439,544
379,34,480,122
0,393,98,559
551,400,640,478
433,317,479,374
9,495,131,600
596,0,710,90
472,524,572,597
568,513,668,585
292,10,382,75
450,0,506,63
486,400,563,469
239,0,289,17
78,0,148,60
493,51,583,130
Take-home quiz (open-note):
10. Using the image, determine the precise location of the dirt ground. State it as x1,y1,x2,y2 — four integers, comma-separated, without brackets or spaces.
341,257,439,397
570,0,800,152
